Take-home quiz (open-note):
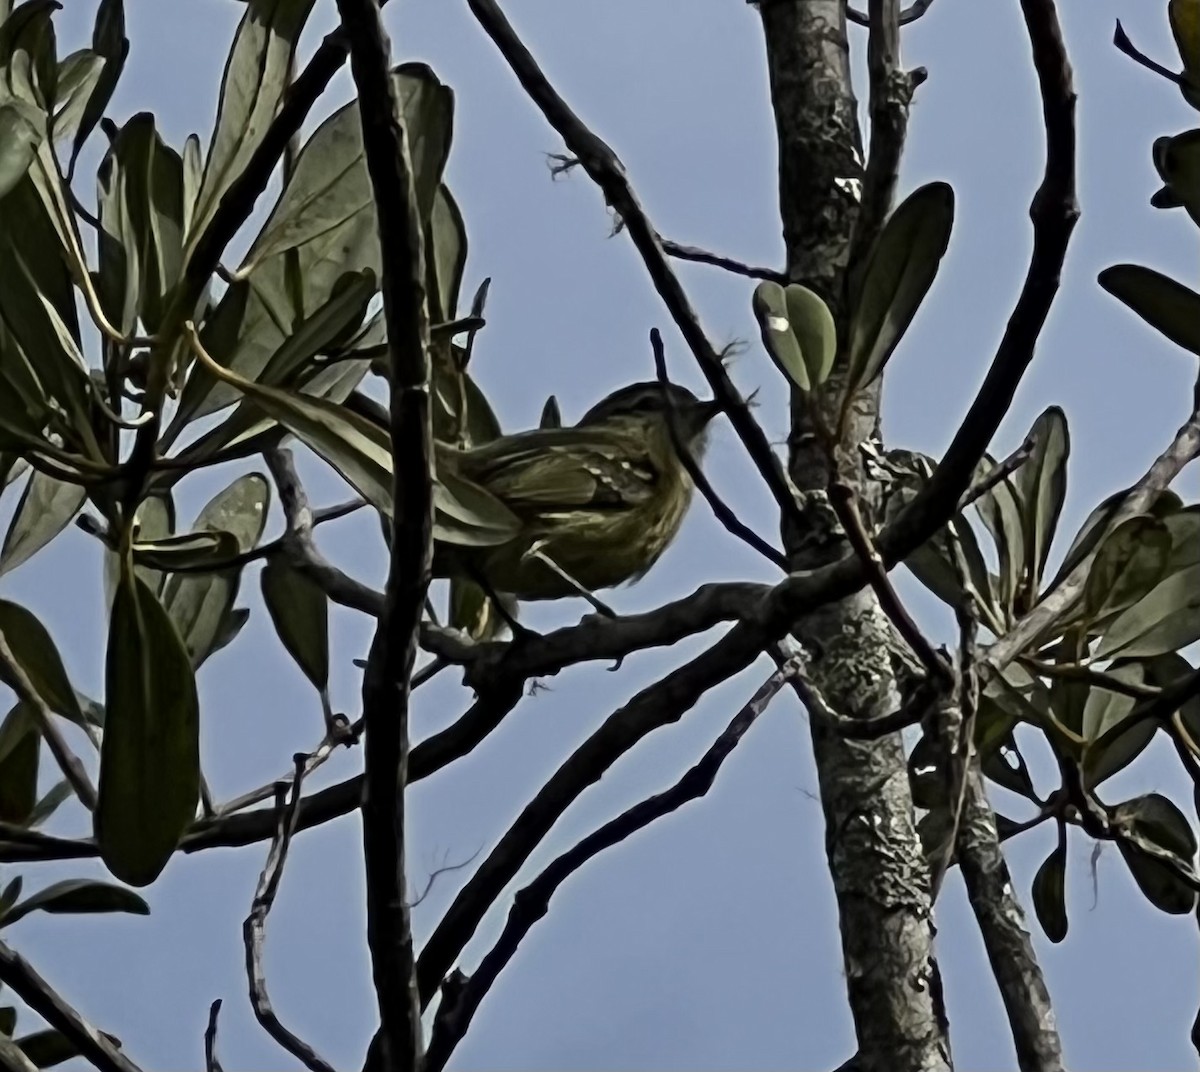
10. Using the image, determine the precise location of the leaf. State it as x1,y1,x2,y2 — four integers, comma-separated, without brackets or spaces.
67,0,127,174
1080,663,1157,785
539,395,561,430
0,99,41,199
1113,793,1198,914
973,455,1026,621
428,183,466,323
241,63,452,271
752,281,837,390
131,530,241,572
1081,516,1171,627
1173,0,1200,86
26,778,70,827
0,1006,15,1037
16,1028,124,1069
180,132,202,238
97,568,200,886
1153,130,1200,228
0,703,37,823
1146,653,1200,741
1032,838,1069,942
186,0,317,255
0,876,22,919
0,472,85,575
1095,562,1200,659
846,182,954,391
1015,406,1069,595
260,555,328,694
1098,264,1200,357
104,492,174,608
0,878,149,926
0,600,84,724
160,474,269,668
50,48,103,146
210,606,250,659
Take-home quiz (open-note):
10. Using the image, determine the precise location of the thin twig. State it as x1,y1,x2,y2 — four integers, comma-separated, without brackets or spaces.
658,236,788,284
958,436,1035,511
0,631,97,810
204,1000,225,1072
0,940,141,1072
1112,21,1185,86
651,329,787,569
467,0,802,529
423,660,800,1071
243,762,336,1072
846,0,937,27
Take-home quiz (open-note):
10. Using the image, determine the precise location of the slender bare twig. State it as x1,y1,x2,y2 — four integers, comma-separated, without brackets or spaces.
651,330,787,569
244,763,336,1072
958,436,1035,511
658,237,788,284
1020,658,1160,700
0,631,97,810
846,0,937,27
204,1000,224,1072
423,660,800,1071
336,3,430,1067
1112,21,1186,86
0,941,141,1072
467,0,801,529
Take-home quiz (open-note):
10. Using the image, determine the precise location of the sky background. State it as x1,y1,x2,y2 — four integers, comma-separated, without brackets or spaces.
4,0,1200,1069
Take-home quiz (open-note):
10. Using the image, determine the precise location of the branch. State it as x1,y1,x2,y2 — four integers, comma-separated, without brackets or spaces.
0,631,97,810
467,0,801,528
658,236,788,284
958,435,1035,511
204,1000,224,1072
243,762,337,1072
0,941,141,1072
651,330,788,569
880,0,1078,569
846,0,937,26
1112,20,1186,87
336,1,430,1068
422,660,800,1071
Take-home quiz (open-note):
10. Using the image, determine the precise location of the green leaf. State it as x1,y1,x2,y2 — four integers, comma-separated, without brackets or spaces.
1172,0,1200,90
1095,562,1200,659
1081,516,1171,627
186,0,317,255
0,1006,15,1036
104,492,174,608
0,878,149,926
241,63,452,271
428,183,466,323
25,778,69,827
209,605,250,659
1015,406,1069,596
50,48,103,146
0,99,41,199
180,131,201,238
131,530,241,572
0,600,84,724
0,472,85,575
0,876,22,919
752,281,837,391
1153,130,1200,228
1113,793,1198,914
1080,663,1157,785
539,395,561,430
847,182,954,391
1164,506,1200,573
16,1028,123,1069
1098,264,1200,357
0,703,37,823
260,555,328,695
1032,839,1069,942
97,569,200,886
972,454,1025,621
160,473,269,668
1146,653,1200,741
67,0,127,174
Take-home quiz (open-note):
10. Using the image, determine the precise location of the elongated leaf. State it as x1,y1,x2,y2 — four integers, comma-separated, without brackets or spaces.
1016,407,1069,595
0,878,148,926
1096,562,1200,659
97,569,199,886
242,63,452,270
50,49,103,146
180,131,201,238
131,530,240,572
0,600,84,724
1081,663,1156,785
0,703,37,823
187,0,317,254
16,1028,124,1069
847,182,954,391
26,777,69,826
539,395,561,430
972,455,1025,621
1162,505,1200,574
1173,0,1200,89
160,473,269,668
261,555,328,695
1099,264,1200,357
1032,839,1068,942
428,183,466,322
1113,793,1198,914
68,0,127,174
0,98,40,199
1082,516,1171,626
0,471,85,575
104,492,173,608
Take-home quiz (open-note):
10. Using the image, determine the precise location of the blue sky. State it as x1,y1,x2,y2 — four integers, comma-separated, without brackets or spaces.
5,0,1200,1068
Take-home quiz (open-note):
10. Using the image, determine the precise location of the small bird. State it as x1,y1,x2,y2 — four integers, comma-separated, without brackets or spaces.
433,381,721,603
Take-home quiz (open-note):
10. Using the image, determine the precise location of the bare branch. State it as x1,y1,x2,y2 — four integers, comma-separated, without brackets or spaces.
846,0,937,27
958,435,1035,511
0,630,97,810
244,764,337,1072
423,660,800,1070
658,237,788,284
335,1,430,1067
204,1000,225,1072
0,940,141,1072
467,0,802,528
651,330,788,569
